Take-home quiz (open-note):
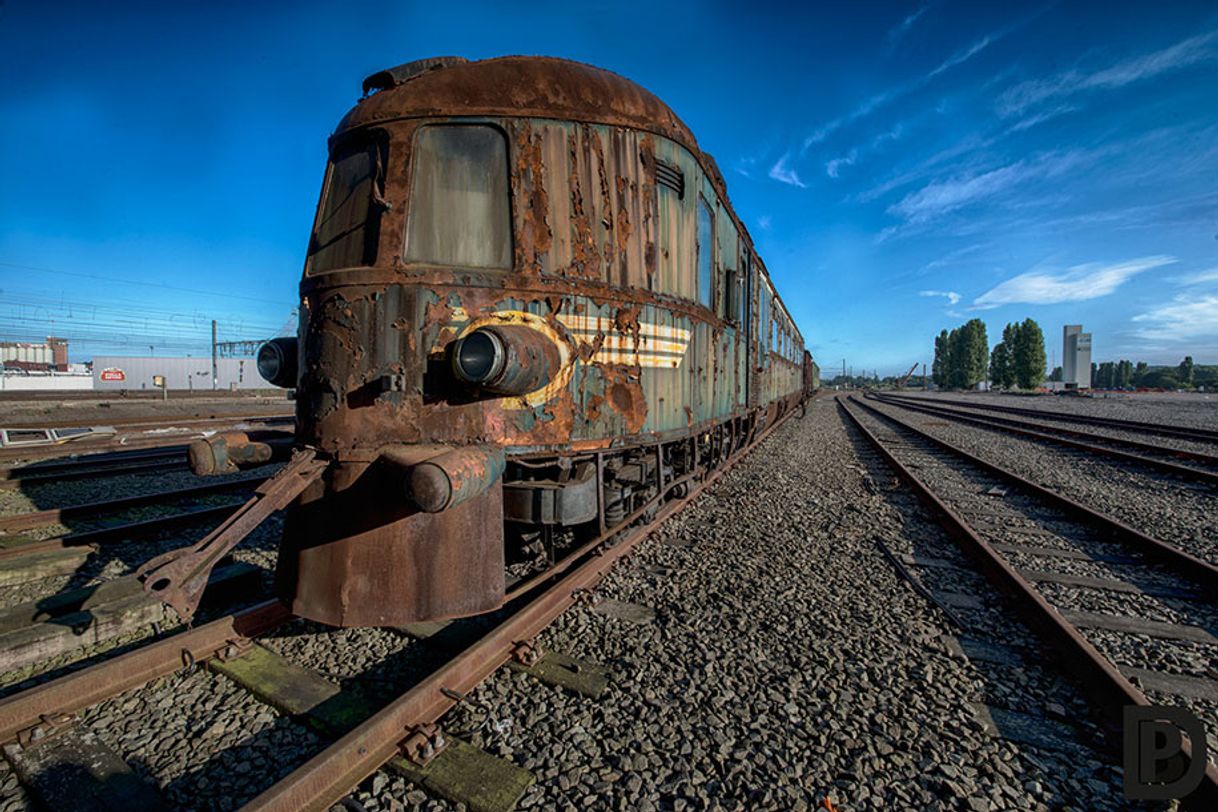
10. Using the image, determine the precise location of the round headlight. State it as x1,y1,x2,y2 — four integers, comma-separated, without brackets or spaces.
257,337,298,388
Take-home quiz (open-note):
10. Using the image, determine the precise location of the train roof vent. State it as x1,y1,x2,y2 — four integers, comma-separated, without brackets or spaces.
362,56,470,96
655,159,684,199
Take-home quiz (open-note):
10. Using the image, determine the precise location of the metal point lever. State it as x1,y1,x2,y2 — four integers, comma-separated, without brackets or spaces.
137,449,328,623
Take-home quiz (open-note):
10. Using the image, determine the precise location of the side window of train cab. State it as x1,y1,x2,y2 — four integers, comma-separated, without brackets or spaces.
406,125,511,269
308,135,388,273
696,196,714,310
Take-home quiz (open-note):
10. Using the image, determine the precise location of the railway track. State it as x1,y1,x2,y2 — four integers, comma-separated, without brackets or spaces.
867,391,1218,485
879,392,1218,445
0,404,798,811
840,395,1218,807
0,414,293,464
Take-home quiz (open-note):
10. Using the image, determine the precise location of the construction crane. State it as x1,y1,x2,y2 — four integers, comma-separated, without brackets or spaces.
895,362,919,389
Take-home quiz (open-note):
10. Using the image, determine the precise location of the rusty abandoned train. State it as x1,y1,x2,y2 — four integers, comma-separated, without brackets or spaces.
143,55,819,628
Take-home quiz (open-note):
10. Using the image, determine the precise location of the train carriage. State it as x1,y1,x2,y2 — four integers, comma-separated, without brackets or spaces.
185,56,816,627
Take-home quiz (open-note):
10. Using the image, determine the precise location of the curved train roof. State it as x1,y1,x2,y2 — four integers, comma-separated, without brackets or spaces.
342,56,699,152
338,55,803,346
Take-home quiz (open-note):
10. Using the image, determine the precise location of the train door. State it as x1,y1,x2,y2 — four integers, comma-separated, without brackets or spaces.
742,249,753,408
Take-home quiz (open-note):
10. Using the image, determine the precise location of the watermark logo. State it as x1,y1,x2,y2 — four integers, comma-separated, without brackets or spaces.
1123,706,1209,800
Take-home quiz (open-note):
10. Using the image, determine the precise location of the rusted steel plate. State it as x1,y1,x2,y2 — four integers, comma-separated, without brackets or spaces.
0,600,293,743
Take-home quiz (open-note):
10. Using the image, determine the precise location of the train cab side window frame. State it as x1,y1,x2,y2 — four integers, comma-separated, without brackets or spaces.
307,132,389,274
405,124,512,270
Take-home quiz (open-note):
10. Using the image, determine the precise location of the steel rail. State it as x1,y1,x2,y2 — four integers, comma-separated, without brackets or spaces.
866,392,1218,485
0,459,186,490
0,475,267,533
877,392,1218,444
0,446,184,479
848,396,1218,590
1,413,294,432
0,599,293,742
0,502,245,561
240,405,799,812
838,397,1218,809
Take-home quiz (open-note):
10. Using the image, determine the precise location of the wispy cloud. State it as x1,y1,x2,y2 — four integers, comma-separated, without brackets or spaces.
974,255,1175,308
887,150,1086,224
1172,268,1218,286
804,30,1002,148
928,35,993,79
1132,294,1218,342
757,215,773,231
998,30,1218,117
919,289,961,305
768,153,807,188
888,5,930,43
825,148,858,178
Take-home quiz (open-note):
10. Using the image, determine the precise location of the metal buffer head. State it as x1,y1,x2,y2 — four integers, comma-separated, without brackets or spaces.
451,325,560,397
189,431,290,476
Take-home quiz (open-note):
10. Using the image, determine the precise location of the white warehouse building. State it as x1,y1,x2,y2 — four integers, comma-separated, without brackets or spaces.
91,356,272,391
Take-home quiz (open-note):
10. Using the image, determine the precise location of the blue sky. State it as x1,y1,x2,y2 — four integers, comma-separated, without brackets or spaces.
1,1,1216,373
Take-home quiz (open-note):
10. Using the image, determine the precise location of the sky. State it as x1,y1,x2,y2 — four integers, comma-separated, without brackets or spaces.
1,1,1216,373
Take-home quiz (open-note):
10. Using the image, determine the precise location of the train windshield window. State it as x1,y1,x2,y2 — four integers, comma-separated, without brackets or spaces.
309,138,387,273
406,125,511,269
697,198,713,308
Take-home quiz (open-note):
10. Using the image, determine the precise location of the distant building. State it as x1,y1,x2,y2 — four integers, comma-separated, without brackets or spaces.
91,356,268,391
1062,325,1092,389
0,337,68,372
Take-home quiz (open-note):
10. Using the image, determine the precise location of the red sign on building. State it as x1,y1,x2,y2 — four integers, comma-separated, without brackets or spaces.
100,368,126,382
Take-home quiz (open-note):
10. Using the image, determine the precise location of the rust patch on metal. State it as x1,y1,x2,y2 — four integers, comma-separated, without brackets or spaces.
511,121,552,275
600,364,647,434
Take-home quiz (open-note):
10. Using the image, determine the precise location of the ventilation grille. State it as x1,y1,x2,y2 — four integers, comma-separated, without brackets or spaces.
655,160,685,198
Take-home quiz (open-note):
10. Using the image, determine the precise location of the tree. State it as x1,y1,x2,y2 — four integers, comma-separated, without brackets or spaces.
1178,356,1195,388
1117,360,1133,389
1141,368,1180,390
989,342,1011,389
960,319,989,388
1096,361,1116,388
1134,361,1149,386
1011,318,1046,390
932,330,948,388
1049,366,1062,382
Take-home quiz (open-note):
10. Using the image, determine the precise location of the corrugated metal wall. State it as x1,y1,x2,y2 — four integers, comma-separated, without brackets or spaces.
92,356,268,390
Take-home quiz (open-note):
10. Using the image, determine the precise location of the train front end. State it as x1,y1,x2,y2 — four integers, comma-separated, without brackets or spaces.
264,59,569,627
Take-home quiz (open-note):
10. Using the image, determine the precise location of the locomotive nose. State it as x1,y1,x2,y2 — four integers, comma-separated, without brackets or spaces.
451,325,560,396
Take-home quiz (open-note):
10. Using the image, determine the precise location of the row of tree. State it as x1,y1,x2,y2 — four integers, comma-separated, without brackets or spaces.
1090,356,1215,390
932,318,1046,390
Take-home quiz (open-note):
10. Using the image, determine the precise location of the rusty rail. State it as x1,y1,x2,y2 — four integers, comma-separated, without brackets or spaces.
0,502,244,561
867,392,1218,485
0,475,268,533
877,392,1218,444
851,396,1218,590
240,404,801,812
0,599,293,742
839,397,1218,809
